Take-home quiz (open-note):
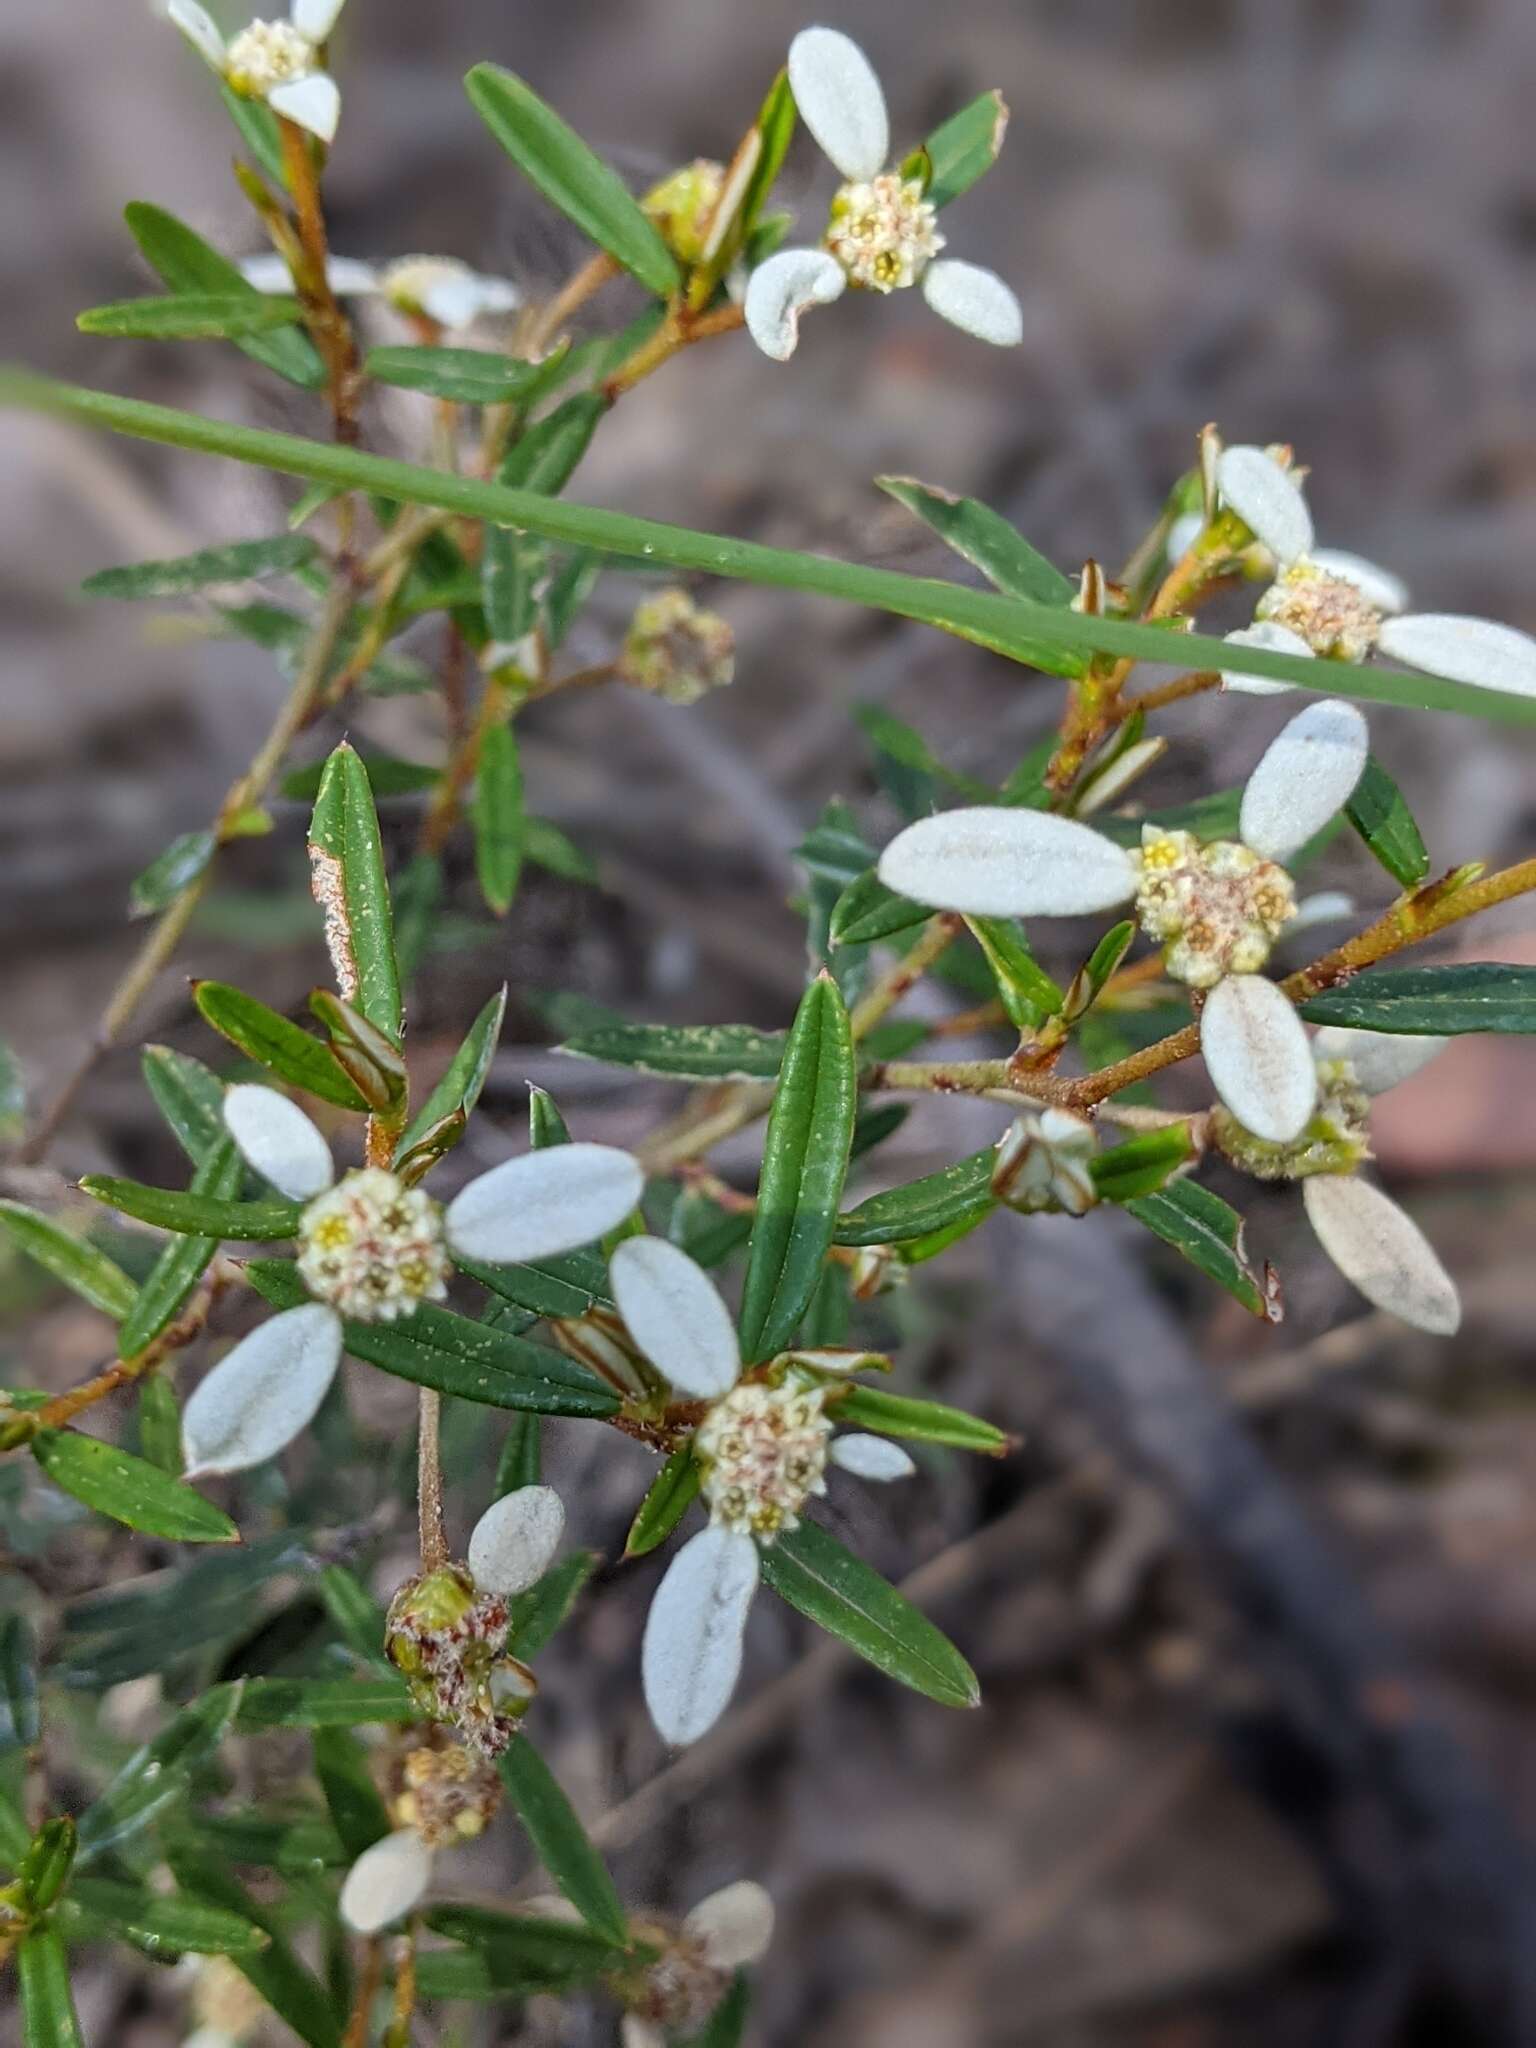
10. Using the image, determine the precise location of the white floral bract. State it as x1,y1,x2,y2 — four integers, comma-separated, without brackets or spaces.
1200,974,1318,1144
609,1237,740,1398
747,27,1022,359
240,251,520,330
828,1432,916,1481
1309,1025,1447,1096
1215,445,1314,566
1376,614,1536,701
1221,620,1314,698
683,1878,776,1968
1238,698,1369,865
1302,1174,1461,1334
642,1524,760,1747
877,806,1137,918
466,1484,566,1595
338,1827,433,1934
443,1144,643,1265
167,0,346,141
182,1300,343,1479
224,1081,334,1200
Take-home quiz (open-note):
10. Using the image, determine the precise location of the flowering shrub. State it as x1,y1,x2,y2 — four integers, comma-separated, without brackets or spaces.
2,12,1536,2046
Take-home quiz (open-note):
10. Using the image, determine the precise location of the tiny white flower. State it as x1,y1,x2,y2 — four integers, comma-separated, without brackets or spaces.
466,1484,566,1596
338,1827,434,1934
745,27,1021,359
615,1238,913,1743
167,0,347,142
181,1085,642,1477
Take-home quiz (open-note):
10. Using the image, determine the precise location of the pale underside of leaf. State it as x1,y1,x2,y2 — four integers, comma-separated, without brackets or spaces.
223,1083,335,1201
181,1301,344,1477
1239,697,1369,864
919,260,1023,346
1216,444,1314,566
444,1143,643,1265
877,806,1137,918
787,26,889,181
743,247,846,360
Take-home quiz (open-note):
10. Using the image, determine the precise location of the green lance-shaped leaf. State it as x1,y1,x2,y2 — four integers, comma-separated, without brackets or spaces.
395,985,507,1162
31,1430,238,1544
281,753,441,802
17,1818,77,1914
465,64,681,297
193,980,370,1111
482,524,534,643
163,1840,343,2048
738,975,858,1363
829,869,928,950
18,1925,84,2048
1345,755,1430,889
834,1147,997,1247
759,1519,979,1709
829,1385,1009,1456
19,371,1536,723
128,830,216,918
498,391,606,496
474,721,526,916
117,1134,241,1358
497,1740,629,1944
78,1175,301,1241
624,1445,701,1557
142,1045,226,1163
1062,919,1136,1024
219,82,285,181
525,816,598,883
902,88,1011,210
313,1725,392,1859
317,1564,391,1669
364,344,566,406
1089,1123,1196,1203
1126,1179,1277,1321
233,1676,416,1728
966,915,1064,1027
77,292,304,340
507,1550,599,1659
559,1019,788,1082
681,1973,751,2048
123,201,323,387
421,1902,632,1995
136,1372,183,1475
84,532,318,600
77,1683,244,1862
309,742,403,1044
247,1259,620,1416
1,1614,40,1753
1300,962,1536,1034
64,1877,270,1959
496,1410,542,1492
463,1253,606,1322
0,1204,138,1320
876,473,1078,613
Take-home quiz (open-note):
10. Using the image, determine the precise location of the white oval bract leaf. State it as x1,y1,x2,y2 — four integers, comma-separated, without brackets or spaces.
467,1484,566,1595
444,1143,643,1265
181,1302,344,1478
166,0,226,66
1288,890,1355,937
1302,1175,1461,1334
787,27,889,182
291,0,348,40
878,807,1137,919
920,260,1024,347
829,1433,916,1482
1239,698,1369,864
338,1829,433,1934
1220,620,1312,697
620,2018,668,2048
609,1238,740,1398
1216,445,1314,566
743,248,846,361
642,1526,759,1747
683,1879,776,1969
1376,614,1536,700
222,1084,334,1201
267,72,341,143
1307,548,1409,615
1310,1027,1448,1096
1201,975,1318,1143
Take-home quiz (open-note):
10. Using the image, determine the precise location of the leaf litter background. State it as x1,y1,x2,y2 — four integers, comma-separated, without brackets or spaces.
4,1,1536,2043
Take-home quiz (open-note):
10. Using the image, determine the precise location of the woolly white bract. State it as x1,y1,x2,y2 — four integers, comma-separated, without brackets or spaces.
166,0,346,141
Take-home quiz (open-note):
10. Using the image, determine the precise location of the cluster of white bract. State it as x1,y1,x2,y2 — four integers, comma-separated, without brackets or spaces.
166,0,346,142
826,173,943,292
694,1380,831,1539
296,1167,450,1322
1131,827,1298,988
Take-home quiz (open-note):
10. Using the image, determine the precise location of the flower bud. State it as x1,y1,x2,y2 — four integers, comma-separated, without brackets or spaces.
992,1109,1098,1216
384,1564,532,1757
642,161,727,266
618,589,734,706
1211,1056,1372,1181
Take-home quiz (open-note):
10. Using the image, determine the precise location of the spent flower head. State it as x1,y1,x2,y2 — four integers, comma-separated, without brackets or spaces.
617,1881,775,2048
618,588,735,705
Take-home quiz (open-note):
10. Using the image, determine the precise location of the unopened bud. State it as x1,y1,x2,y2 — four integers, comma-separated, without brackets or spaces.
992,1109,1098,1216
643,160,727,266
618,589,734,706
384,1565,532,1758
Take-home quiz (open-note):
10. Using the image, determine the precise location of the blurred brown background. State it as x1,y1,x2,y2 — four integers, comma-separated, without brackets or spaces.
5,2,1536,2045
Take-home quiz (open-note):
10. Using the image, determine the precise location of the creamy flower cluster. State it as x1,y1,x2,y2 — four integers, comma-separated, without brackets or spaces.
826,173,943,292
695,1380,831,1539
619,588,735,705
1131,827,1298,988
296,1167,450,1322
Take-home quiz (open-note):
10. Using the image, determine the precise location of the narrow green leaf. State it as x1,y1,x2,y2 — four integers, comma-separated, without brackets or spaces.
308,742,403,1044
834,1148,995,1247
66,1877,269,1958
219,81,285,180
162,1842,342,2048
21,371,1536,722
462,1254,605,1322
559,1019,787,1082
1345,755,1430,888
482,524,533,643
233,1676,415,1728
904,90,1010,209
1090,1124,1195,1203
1063,918,1136,1022
316,1565,390,1668
681,1972,750,2048
966,916,1063,1026
497,1741,628,1944
136,1373,183,1475
141,1045,225,1163
1299,962,1536,1034
77,1685,243,1861
737,68,797,242
79,1176,301,1241
117,1134,240,1357
78,291,304,339
19,1926,83,2048
0,1615,40,1751
313,1726,392,1858
529,1084,572,1149
193,980,370,1110
0,1204,138,1320
496,1412,542,1492
128,830,216,917
466,64,680,296
364,344,560,405
498,391,606,495
396,986,507,1160
422,1902,628,1992
122,202,324,388
876,474,1076,610
738,977,858,1362
85,533,318,600
624,1446,700,1557
830,1385,1008,1455
759,1520,979,1708
32,1430,238,1544
281,753,440,802
473,721,526,915
247,1260,620,1416
1126,1179,1276,1320
828,869,928,950
507,1550,599,1659
524,815,598,884
18,1818,77,1914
